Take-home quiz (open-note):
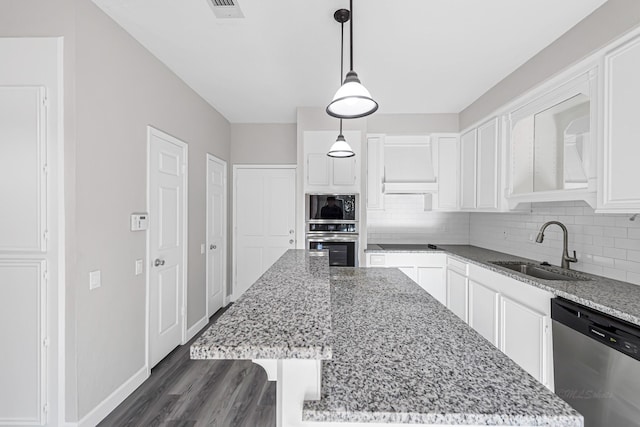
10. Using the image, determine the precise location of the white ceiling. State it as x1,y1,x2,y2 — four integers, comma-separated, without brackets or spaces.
91,0,607,123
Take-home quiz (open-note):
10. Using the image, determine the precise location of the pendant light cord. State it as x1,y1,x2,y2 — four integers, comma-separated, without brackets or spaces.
340,17,345,134
349,0,354,72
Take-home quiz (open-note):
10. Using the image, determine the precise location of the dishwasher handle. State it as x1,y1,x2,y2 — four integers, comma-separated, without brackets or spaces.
552,297,640,362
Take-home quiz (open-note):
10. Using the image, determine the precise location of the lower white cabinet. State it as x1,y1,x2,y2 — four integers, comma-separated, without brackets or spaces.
366,253,446,305
446,269,468,323
500,295,550,385
468,264,554,389
469,279,499,346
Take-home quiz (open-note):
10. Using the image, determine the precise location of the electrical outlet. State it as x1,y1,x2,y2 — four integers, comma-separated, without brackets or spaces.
201,243,205,255
89,270,101,290
135,259,143,275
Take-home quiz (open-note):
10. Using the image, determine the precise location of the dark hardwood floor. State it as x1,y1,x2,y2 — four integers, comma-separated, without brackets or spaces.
99,308,275,427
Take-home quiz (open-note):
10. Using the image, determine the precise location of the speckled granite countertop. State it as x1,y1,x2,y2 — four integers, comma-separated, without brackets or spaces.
302,267,581,426
190,250,332,360
367,244,640,327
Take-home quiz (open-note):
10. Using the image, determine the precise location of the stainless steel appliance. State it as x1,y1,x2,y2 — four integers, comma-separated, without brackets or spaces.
306,194,358,267
552,298,640,427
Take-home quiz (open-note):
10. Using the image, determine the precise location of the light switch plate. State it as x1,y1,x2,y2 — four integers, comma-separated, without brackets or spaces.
201,243,205,255
89,270,101,290
135,259,143,275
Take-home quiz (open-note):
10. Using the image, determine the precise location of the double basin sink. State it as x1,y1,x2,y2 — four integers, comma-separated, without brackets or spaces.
489,261,592,282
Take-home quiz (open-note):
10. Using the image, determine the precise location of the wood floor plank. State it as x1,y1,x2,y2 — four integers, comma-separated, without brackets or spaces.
99,307,275,427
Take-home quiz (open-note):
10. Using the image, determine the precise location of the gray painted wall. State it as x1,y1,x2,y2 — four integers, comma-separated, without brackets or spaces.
231,123,297,164
0,0,231,421
460,0,640,129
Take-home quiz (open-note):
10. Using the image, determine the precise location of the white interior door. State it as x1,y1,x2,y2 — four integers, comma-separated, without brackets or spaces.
234,167,296,299
148,128,187,368
0,38,61,426
206,154,226,317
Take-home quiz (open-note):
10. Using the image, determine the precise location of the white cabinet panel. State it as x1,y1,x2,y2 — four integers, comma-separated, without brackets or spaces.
446,268,468,323
303,131,360,192
366,137,384,210
307,153,329,186
477,118,499,210
469,279,499,346
0,87,46,252
434,135,459,210
333,157,356,186
418,267,446,305
601,35,640,211
366,253,446,304
460,129,477,210
0,260,46,425
500,295,549,385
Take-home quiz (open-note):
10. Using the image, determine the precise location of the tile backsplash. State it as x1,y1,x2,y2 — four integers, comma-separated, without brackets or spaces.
367,197,640,286
367,194,470,244
470,201,640,286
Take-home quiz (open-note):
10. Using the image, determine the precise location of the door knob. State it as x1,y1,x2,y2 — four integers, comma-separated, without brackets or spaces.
210,244,217,250
289,239,294,244
154,259,165,267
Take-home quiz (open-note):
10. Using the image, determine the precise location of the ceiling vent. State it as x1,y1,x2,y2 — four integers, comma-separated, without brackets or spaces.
208,0,244,19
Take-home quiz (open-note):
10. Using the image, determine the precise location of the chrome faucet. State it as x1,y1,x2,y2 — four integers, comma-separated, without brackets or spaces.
535,221,577,269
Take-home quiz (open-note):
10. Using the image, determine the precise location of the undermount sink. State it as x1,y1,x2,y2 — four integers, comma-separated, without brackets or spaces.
489,261,591,282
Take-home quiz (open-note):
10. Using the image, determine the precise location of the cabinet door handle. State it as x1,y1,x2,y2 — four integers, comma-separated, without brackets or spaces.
154,259,165,267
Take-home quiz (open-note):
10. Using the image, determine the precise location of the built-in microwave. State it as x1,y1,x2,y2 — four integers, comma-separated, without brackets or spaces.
306,193,357,221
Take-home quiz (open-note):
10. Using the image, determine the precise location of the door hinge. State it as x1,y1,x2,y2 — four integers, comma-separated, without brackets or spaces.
43,230,49,241
43,403,49,414
42,97,49,107
43,163,49,174
42,337,50,348
181,163,186,174
43,270,49,282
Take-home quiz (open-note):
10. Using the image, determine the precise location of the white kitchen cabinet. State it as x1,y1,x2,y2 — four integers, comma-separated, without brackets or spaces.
366,252,447,305
468,263,554,389
366,136,384,210
446,268,468,323
469,279,499,346
476,118,499,210
460,129,477,210
432,134,459,211
600,34,640,212
303,131,361,192
460,118,501,211
500,295,550,385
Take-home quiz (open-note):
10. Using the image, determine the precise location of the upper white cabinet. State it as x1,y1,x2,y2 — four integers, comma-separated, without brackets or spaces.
600,34,640,212
505,70,598,208
460,118,500,211
460,129,477,210
432,134,460,211
304,131,361,192
366,136,384,210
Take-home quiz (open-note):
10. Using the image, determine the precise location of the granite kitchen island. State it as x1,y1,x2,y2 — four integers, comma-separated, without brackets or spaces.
191,250,582,427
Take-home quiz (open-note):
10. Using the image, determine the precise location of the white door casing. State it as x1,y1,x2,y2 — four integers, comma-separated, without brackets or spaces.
147,127,188,368
206,154,227,317
0,38,62,426
233,166,296,300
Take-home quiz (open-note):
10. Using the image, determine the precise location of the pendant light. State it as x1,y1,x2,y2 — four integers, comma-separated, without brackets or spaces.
328,9,355,158
326,0,378,119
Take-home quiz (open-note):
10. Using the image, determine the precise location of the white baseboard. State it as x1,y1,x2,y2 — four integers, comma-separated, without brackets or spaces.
76,365,148,427
186,315,209,341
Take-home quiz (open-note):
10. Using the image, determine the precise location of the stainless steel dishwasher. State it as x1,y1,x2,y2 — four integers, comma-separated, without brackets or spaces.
552,298,640,427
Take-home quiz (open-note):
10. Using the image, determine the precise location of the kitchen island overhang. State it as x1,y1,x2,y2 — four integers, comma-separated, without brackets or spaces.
191,250,582,427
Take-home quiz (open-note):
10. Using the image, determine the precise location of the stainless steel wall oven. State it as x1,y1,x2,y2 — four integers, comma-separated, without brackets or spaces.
306,194,358,267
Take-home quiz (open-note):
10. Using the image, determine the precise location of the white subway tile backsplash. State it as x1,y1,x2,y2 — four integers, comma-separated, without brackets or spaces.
368,198,640,286
470,201,640,286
